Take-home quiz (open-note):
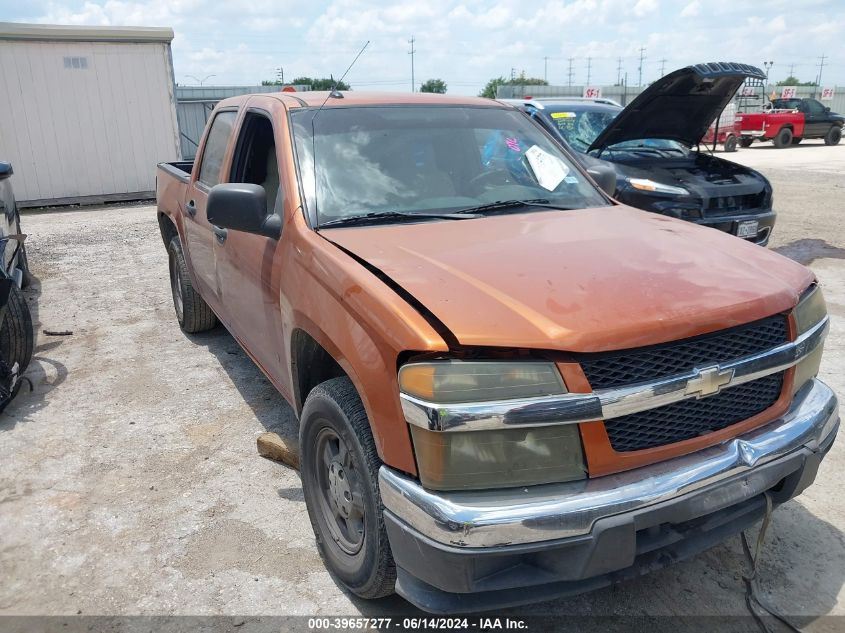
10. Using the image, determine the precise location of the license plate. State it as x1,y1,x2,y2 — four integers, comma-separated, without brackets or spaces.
736,220,759,239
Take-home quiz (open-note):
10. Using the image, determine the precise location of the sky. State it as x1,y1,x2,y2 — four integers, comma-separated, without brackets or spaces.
1,0,842,95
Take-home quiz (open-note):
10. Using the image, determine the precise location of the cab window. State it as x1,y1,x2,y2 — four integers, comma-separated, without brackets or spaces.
230,112,280,216
197,111,237,187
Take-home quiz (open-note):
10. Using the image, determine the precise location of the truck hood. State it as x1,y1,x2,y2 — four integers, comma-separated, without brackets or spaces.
324,206,812,352
588,62,766,152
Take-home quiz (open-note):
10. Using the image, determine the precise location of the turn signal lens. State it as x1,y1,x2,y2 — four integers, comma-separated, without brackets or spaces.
792,285,828,395
398,361,566,404
627,178,689,196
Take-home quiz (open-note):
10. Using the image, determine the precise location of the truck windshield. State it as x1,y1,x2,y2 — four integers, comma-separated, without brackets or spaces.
539,107,619,152
290,106,609,227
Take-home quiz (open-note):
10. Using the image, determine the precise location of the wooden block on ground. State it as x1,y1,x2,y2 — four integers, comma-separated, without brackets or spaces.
257,432,300,470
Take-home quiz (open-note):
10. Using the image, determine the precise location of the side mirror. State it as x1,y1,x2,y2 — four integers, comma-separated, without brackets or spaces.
825,106,831,113
0,162,12,180
586,162,617,197
207,183,281,239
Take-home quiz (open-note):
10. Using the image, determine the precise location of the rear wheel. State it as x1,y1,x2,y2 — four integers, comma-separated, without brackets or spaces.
739,137,754,148
167,236,217,333
825,126,842,146
300,377,396,599
773,127,793,148
723,135,738,152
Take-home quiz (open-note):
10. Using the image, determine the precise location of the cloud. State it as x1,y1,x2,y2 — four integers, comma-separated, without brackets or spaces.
680,1,700,18
632,0,658,18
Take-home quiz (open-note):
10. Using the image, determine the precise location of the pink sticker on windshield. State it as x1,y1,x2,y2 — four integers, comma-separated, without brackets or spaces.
506,137,521,152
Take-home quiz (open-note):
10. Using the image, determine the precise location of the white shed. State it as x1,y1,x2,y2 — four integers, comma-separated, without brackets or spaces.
0,22,180,206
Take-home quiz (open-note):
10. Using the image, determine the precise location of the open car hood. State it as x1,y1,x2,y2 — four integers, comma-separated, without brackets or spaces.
588,62,766,152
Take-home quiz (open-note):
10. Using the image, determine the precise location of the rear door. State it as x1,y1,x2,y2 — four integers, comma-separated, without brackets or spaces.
184,109,237,300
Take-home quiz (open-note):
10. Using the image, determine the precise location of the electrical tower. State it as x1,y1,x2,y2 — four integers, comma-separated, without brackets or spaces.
659,58,667,77
816,54,827,90
586,57,592,85
638,47,646,86
408,36,416,92
544,56,549,82
616,57,623,85
567,57,574,86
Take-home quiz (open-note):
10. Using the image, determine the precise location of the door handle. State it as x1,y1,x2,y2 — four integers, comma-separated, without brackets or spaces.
186,200,197,217
213,225,228,244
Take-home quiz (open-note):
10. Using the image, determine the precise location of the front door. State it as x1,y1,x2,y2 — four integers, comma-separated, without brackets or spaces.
183,109,237,300
801,99,829,137
212,107,286,379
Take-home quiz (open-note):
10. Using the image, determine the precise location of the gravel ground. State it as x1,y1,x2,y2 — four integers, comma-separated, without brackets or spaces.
1,143,844,628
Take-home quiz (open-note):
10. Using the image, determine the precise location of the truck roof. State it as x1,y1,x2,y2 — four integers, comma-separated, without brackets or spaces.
216,91,504,109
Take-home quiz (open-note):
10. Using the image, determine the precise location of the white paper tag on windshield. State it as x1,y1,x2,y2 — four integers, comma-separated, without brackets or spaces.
525,145,569,191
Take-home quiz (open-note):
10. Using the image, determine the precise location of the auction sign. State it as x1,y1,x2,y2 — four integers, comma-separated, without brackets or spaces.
583,86,602,99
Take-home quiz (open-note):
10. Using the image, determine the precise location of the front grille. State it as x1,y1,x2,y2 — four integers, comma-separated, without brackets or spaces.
706,192,766,216
605,372,784,452
580,314,789,390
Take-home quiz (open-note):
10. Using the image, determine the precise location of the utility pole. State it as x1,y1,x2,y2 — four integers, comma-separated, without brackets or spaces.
637,47,646,86
816,53,827,96
658,58,667,77
544,56,549,83
275,67,284,84
567,57,574,87
586,57,592,85
616,56,623,85
788,62,795,78
408,36,416,92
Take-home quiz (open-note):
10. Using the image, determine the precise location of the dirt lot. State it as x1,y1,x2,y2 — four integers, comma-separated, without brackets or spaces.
1,142,844,627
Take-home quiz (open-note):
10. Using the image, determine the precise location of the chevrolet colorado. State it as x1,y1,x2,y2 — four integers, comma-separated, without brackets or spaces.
156,90,838,613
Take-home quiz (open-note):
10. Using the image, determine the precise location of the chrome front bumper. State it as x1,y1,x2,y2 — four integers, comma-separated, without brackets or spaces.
380,378,838,548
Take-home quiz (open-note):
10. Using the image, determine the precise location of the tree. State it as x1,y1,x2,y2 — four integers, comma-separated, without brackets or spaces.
420,78,447,93
776,76,817,86
261,79,282,86
290,76,351,91
479,75,548,98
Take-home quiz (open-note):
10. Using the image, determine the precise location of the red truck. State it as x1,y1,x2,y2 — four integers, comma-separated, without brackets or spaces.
738,98,843,148
156,90,838,612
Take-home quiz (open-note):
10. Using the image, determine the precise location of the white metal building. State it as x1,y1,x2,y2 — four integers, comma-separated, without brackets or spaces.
0,22,180,206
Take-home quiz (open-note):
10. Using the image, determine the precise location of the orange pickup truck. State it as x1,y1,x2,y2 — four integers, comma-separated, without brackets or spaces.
156,91,838,612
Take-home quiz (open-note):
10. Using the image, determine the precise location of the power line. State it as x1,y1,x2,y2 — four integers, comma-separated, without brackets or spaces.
408,36,416,92
638,47,646,86
567,57,574,86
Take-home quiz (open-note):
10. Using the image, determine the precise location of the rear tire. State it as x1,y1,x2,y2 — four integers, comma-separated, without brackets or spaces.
0,285,33,374
300,377,396,599
167,236,217,333
739,137,754,148
825,126,842,146
724,135,738,152
773,127,793,148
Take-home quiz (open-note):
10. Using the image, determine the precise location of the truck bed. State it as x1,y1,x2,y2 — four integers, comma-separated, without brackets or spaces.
158,160,193,183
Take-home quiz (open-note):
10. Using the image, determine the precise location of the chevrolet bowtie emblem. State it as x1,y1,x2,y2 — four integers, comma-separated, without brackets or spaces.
685,365,735,398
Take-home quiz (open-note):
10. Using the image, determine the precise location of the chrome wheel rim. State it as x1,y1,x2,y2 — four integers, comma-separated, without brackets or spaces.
314,427,365,555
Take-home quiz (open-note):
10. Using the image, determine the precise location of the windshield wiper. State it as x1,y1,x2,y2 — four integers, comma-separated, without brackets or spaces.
317,210,474,229
454,199,573,215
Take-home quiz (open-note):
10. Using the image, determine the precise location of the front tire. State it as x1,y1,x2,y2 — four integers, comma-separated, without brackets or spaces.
773,127,793,148
825,125,842,146
300,377,396,599
724,134,738,152
0,285,33,374
167,236,217,333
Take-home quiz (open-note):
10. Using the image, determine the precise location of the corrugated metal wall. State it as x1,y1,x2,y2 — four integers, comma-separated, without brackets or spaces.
175,85,267,160
0,39,180,205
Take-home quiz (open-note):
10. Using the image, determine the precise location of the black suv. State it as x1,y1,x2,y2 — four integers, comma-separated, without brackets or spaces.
508,63,777,246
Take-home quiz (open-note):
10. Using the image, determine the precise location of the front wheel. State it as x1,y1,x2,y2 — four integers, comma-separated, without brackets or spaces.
300,377,396,599
723,135,738,152
773,127,793,148
825,126,842,146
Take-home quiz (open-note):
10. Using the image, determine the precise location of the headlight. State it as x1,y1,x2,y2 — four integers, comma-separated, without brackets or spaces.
627,177,689,196
792,284,827,395
399,361,586,490
398,360,566,403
